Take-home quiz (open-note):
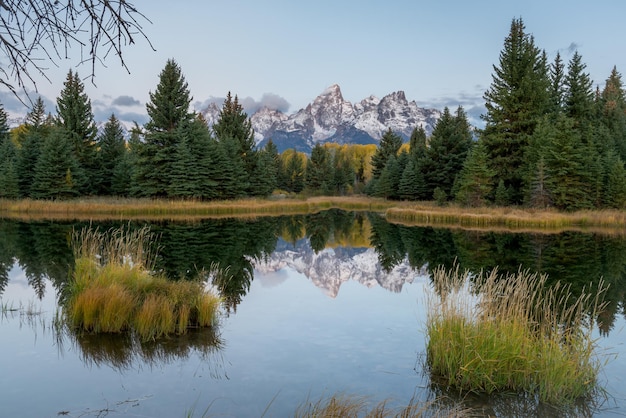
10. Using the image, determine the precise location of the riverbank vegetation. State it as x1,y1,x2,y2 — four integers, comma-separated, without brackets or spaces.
426,265,608,405
63,225,220,341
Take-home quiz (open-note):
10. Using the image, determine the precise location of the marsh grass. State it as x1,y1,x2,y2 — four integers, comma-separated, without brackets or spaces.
386,204,626,233
292,393,468,417
426,264,608,405
65,225,220,341
0,196,390,221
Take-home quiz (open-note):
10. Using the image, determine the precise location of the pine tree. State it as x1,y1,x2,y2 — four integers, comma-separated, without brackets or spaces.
56,70,97,194
564,52,595,124
422,107,473,199
305,143,333,194
482,18,550,204
249,139,279,196
599,67,626,160
454,140,495,207
279,149,305,193
603,151,626,209
375,154,400,199
212,92,258,193
535,114,594,210
17,98,53,197
31,127,81,199
549,52,566,114
0,104,19,198
135,59,195,197
370,128,402,182
94,114,126,195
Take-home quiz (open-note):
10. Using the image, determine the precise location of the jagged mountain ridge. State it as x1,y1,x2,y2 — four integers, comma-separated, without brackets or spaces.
200,84,441,153
253,238,426,298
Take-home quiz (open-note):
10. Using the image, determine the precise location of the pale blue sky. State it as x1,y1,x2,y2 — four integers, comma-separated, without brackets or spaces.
2,0,626,126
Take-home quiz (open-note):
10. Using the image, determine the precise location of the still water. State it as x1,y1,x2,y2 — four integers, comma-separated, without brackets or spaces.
0,211,625,417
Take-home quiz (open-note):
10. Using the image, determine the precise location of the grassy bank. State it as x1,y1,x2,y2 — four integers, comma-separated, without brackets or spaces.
63,226,220,341
425,265,607,405
0,196,391,221
3,196,626,233
386,204,626,233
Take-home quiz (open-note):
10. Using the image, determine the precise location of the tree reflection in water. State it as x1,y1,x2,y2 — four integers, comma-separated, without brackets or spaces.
1,212,625,334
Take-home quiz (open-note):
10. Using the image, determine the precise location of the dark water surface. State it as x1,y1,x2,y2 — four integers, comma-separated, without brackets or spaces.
0,212,624,417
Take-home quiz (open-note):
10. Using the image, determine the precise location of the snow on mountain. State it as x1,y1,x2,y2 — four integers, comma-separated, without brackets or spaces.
199,84,441,153
254,238,426,298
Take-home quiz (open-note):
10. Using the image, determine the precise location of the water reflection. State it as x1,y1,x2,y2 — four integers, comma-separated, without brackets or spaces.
1,212,625,333
57,325,225,374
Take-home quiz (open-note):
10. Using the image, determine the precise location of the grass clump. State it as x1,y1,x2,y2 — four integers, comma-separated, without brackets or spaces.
65,225,220,341
425,264,608,405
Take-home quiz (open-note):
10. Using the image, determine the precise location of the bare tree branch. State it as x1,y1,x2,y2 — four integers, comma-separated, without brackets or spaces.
0,0,153,104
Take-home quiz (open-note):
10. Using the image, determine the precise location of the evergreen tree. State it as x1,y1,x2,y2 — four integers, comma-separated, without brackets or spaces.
95,114,126,195
279,149,305,193
528,157,552,208
17,98,51,197
535,114,594,210
370,128,402,184
135,59,195,197
564,52,595,124
409,126,427,159
56,70,97,194
212,92,258,193
31,127,81,199
454,140,495,207
549,52,566,114
599,67,626,160
209,136,248,199
603,151,626,209
249,139,279,196
375,154,401,199
0,104,19,198
422,107,473,200
330,149,354,195
398,157,426,200
305,143,333,194
481,18,550,204
250,145,279,196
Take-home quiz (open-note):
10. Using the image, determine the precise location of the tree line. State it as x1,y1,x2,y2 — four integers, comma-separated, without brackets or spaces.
0,61,377,200
366,18,626,210
1,18,625,210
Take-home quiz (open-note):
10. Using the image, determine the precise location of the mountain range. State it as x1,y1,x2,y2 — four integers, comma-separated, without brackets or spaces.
200,84,441,153
254,238,426,298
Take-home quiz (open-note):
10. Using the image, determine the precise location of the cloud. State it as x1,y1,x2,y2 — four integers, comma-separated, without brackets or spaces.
111,95,142,107
0,90,55,118
194,92,291,115
416,88,486,128
558,42,581,57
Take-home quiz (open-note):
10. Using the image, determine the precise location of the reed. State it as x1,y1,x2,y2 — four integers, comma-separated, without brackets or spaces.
65,226,221,341
425,264,608,405
292,393,467,417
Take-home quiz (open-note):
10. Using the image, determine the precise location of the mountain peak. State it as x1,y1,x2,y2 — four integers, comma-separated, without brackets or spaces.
202,84,441,153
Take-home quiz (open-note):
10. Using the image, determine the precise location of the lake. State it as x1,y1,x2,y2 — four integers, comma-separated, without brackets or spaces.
0,211,625,417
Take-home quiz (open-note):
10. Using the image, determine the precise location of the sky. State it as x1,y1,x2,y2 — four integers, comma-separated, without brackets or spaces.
2,0,626,128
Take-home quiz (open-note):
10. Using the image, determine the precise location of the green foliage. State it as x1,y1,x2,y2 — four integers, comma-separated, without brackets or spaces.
482,18,550,204
0,105,19,198
212,92,257,185
95,114,127,195
305,143,333,194
56,70,98,194
370,128,402,181
135,59,196,198
426,265,607,405
603,151,626,209
31,127,81,199
433,187,447,206
454,141,495,207
422,107,473,199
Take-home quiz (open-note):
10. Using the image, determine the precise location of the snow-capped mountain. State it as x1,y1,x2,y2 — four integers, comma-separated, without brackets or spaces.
254,238,427,298
200,84,441,153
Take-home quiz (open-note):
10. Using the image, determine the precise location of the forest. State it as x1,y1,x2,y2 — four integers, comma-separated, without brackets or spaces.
1,18,625,212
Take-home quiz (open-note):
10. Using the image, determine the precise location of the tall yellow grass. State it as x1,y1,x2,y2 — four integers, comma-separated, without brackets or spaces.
65,226,221,341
